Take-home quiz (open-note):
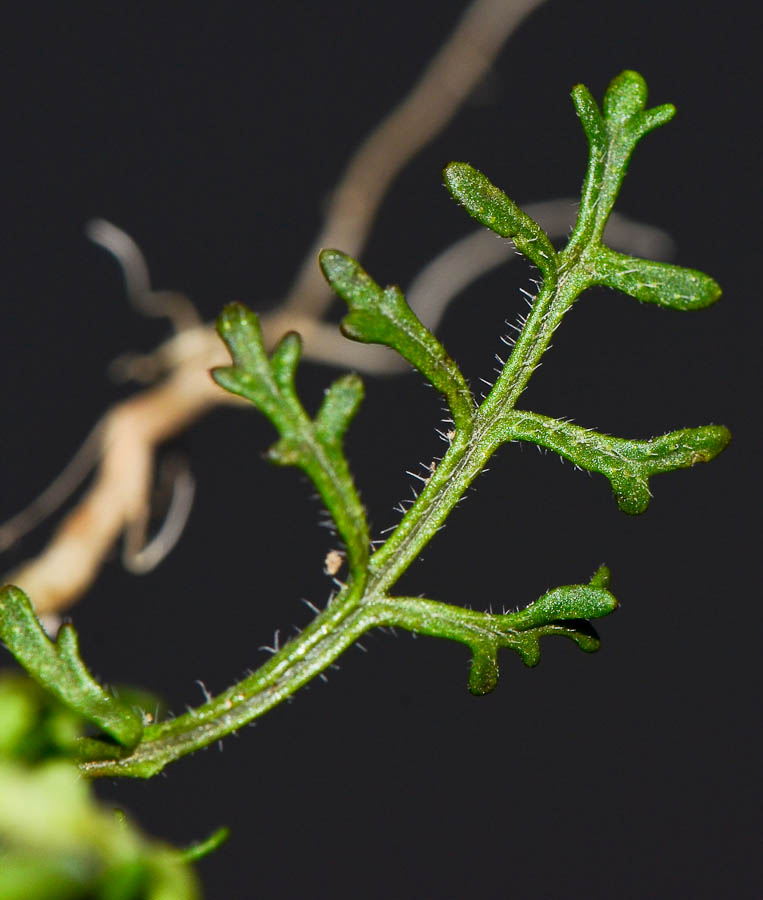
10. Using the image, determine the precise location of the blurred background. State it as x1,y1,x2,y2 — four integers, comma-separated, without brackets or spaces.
1,1,759,896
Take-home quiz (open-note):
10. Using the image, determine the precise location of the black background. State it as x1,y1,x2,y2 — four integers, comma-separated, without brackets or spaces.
1,1,759,897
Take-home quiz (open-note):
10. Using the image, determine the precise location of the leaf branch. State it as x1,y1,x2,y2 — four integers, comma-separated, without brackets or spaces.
211,304,369,584
362,567,617,694
566,70,676,258
492,412,731,514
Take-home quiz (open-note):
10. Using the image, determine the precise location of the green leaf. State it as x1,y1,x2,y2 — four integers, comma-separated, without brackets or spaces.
213,303,370,581
566,71,676,255
0,587,142,749
314,374,364,449
601,70,675,142
368,578,617,696
212,305,291,425
510,580,618,630
214,302,270,382
588,563,612,589
269,331,302,396
602,69,648,123
592,247,721,310
494,412,731,514
571,84,606,151
443,162,558,279
319,249,473,430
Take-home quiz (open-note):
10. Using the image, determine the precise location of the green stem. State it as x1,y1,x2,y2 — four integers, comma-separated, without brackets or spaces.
367,268,587,591
82,575,610,778
82,588,366,778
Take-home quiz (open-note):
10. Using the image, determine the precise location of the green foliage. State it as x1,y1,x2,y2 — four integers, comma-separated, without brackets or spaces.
0,587,142,753
0,672,223,899
592,247,721,310
0,673,82,764
319,249,474,430
212,306,369,581
494,413,730,515
1,71,727,800
366,565,617,695
441,162,558,278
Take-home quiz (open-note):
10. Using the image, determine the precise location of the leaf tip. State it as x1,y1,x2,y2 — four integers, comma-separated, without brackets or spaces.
270,329,303,378
442,161,469,189
318,247,350,278
603,70,648,121
216,301,255,335
612,478,652,516
468,645,499,695
589,564,612,590
319,249,383,311
687,424,732,462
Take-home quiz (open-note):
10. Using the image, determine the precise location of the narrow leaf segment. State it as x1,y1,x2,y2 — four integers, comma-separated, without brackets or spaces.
443,163,558,278
319,250,474,431
592,247,721,311
493,412,730,514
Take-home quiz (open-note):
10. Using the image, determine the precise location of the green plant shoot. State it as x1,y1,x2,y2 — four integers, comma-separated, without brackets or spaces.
1,71,729,782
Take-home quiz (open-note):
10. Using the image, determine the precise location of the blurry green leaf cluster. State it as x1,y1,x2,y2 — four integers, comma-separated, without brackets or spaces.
0,670,224,899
